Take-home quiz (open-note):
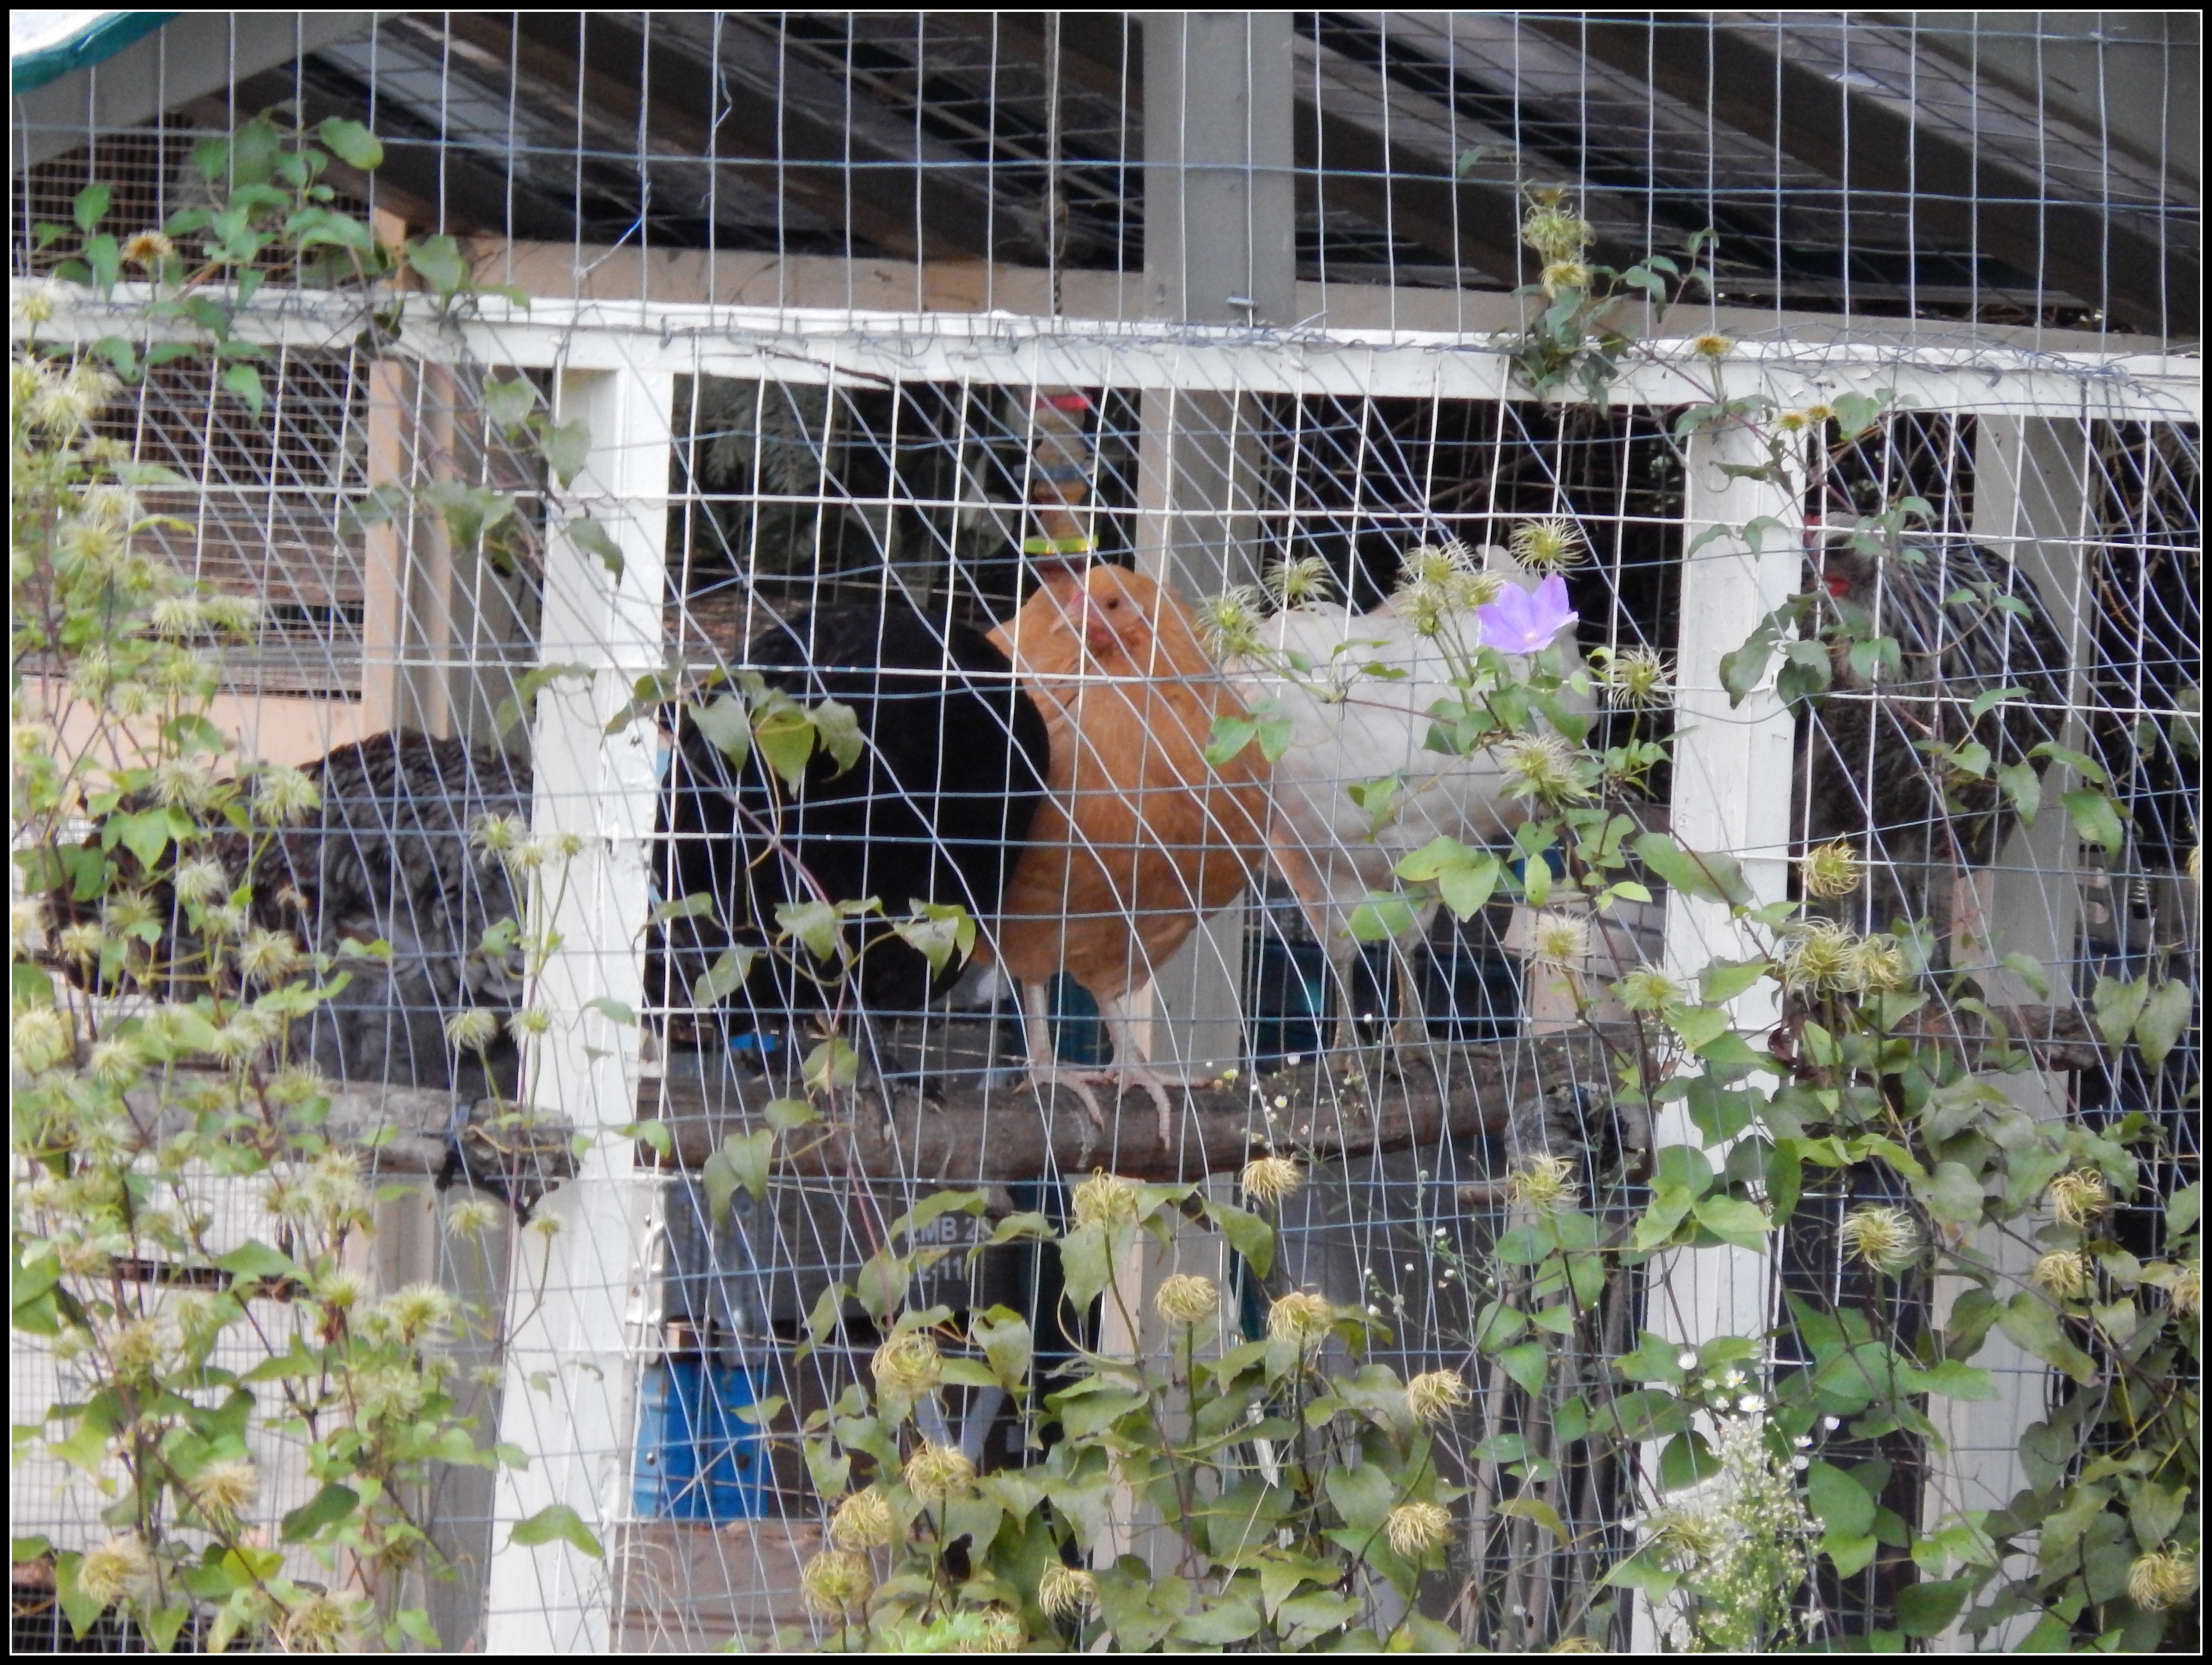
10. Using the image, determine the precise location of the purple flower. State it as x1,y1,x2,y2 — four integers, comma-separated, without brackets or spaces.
1475,574,1579,655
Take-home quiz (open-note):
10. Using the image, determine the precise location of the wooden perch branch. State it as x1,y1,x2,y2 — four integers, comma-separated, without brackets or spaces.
646,1033,1626,1183
113,1003,2102,1198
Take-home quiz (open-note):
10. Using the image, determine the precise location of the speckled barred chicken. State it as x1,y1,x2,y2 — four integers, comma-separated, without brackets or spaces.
46,731,532,1097
1798,533,2070,946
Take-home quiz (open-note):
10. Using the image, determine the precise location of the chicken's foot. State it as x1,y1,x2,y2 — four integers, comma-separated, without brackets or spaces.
1019,978,1108,1135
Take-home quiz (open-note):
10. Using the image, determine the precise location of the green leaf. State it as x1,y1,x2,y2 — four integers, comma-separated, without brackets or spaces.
1172,1598,1264,1646
106,807,178,871
481,374,539,429
1914,1161,1986,1232
1718,620,1777,706
1057,1224,1113,1313
702,1130,773,1216
807,699,865,776
317,117,385,170
510,1503,605,1559
804,1037,858,1094
1666,1003,1731,1050
1806,1461,1875,1538
1497,1341,1550,1397
1653,1144,1717,1197
74,182,113,232
777,900,845,964
1324,1462,1396,1533
1896,1578,1970,1638
1634,832,1754,906
540,417,592,487
1690,1194,1770,1250
1997,1291,2097,1384
564,516,625,584
1823,1531,1879,1578
1917,1360,1996,1400
1346,891,1417,943
2133,978,2192,1068
761,1097,819,1133
1700,959,1769,1003
2061,788,2125,856
1995,759,2042,825
888,903,970,981
753,701,818,790
1205,1199,1275,1280
1497,1495,1566,1539
1683,1074,1760,1145
690,947,758,1007
280,1482,361,1543
621,1119,673,1159
213,1240,301,1283
407,234,469,297
687,694,752,766
2091,975,2151,1049
1999,950,2052,1000
1204,714,1257,767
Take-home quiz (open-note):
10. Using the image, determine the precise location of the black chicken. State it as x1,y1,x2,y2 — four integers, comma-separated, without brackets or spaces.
651,600,1051,1069
44,731,532,1097
1797,532,2070,949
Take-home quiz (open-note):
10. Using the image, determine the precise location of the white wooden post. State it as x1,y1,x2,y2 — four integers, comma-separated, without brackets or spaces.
1635,415,1802,1644
1920,416,2092,1648
482,361,672,1652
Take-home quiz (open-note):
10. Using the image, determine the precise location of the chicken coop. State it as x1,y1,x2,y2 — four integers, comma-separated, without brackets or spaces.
9,11,2201,1654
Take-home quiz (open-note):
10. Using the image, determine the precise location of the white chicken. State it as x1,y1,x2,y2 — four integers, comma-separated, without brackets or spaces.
1222,543,1600,1050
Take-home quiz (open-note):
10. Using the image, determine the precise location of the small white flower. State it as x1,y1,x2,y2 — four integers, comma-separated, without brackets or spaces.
1737,1393,1765,1414
1677,1351,1699,1372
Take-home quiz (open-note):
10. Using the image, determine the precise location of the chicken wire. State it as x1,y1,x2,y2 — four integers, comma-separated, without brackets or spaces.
9,9,2202,1654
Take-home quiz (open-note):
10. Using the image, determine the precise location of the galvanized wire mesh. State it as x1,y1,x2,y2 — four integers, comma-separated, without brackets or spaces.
9,10,2200,1653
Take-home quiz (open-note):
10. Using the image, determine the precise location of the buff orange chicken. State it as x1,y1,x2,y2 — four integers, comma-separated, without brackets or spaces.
988,563,1276,1141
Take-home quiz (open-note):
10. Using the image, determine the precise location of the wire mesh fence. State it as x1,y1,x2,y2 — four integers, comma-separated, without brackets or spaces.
9,10,2200,1655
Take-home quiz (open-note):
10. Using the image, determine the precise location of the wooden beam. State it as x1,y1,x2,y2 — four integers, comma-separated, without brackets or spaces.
479,11,1009,264
1538,15,2196,336
1013,10,1533,290
1294,99,1532,289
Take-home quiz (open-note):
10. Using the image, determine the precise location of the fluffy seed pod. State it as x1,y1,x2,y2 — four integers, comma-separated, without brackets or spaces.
2031,1249,2095,1302
1527,912,1592,972
1242,1155,1301,1207
1038,1564,1099,1622
1838,1205,1920,1276
2047,1169,2108,1226
1796,841,1864,899
830,1485,896,1551
1495,731,1595,808
903,1442,976,1504
1267,1290,1335,1348
444,1009,501,1052
1196,586,1265,661
1595,645,1673,710
801,1549,875,1615
1508,1154,1581,1214
1070,1170,1140,1230
1385,1500,1453,1557
1406,1368,1473,1425
871,1331,943,1398
1613,965,1686,1014
187,1458,260,1518
1510,517,1587,576
75,1534,154,1606
1153,1274,1219,1326
278,1591,362,1654
1777,919,1866,996
2127,1550,2197,1611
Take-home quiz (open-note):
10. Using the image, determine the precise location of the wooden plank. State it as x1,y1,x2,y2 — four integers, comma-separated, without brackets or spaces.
1545,15,2197,336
